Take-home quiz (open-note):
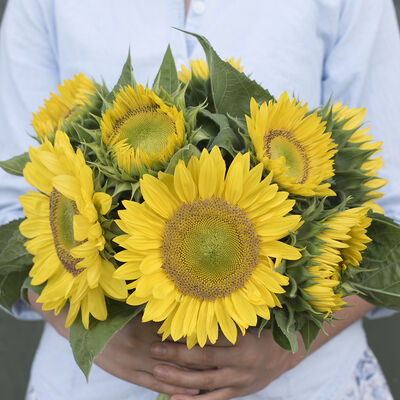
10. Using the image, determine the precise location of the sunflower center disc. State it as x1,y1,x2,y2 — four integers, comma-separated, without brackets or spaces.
49,188,84,276
117,106,177,154
161,197,261,300
263,129,309,184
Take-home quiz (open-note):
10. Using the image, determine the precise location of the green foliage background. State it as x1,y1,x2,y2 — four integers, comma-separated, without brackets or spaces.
0,0,400,398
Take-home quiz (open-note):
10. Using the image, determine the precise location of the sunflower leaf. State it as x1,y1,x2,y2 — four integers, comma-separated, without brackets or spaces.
299,319,320,352
350,213,400,310
107,50,136,102
69,302,144,380
0,153,30,176
273,308,298,353
178,30,274,117
0,267,30,312
153,45,179,96
0,219,32,275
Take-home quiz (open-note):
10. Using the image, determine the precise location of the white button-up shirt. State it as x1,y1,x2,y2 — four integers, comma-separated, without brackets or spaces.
0,0,399,399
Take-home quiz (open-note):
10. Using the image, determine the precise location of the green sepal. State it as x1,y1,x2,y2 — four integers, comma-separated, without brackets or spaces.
0,153,30,176
69,301,144,380
153,45,179,96
179,30,274,117
107,50,136,103
165,144,201,174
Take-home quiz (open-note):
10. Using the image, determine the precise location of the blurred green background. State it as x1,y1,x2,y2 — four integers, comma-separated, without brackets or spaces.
1,0,400,399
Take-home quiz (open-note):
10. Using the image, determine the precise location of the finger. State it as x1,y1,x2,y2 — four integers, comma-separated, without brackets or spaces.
154,365,247,391
125,370,200,396
151,342,240,368
171,387,235,400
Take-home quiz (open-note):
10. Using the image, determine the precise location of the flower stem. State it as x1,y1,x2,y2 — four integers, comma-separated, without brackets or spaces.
157,394,171,400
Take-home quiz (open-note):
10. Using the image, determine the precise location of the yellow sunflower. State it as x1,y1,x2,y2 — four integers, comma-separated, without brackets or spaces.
178,57,243,83
19,131,127,328
100,84,185,173
305,207,371,314
246,93,337,197
333,103,387,213
32,73,96,140
113,147,302,348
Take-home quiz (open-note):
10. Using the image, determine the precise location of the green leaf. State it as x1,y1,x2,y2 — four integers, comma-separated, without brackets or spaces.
0,219,32,275
165,144,201,174
271,319,291,351
299,319,320,352
350,213,400,310
273,308,298,352
153,45,179,95
0,267,30,312
198,109,242,158
0,153,30,176
69,302,144,379
179,30,273,117
107,50,136,102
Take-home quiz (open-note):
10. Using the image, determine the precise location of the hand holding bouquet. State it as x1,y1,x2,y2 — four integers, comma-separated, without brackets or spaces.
1,32,399,398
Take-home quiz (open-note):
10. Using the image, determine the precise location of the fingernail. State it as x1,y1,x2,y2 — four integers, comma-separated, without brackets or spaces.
151,345,167,356
154,366,168,378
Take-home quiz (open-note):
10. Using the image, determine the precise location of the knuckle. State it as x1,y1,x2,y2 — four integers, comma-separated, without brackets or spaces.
241,372,255,386
200,349,215,365
202,373,217,390
242,351,258,366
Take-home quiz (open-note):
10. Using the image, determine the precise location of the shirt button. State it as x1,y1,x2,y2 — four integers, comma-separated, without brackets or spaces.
192,1,205,15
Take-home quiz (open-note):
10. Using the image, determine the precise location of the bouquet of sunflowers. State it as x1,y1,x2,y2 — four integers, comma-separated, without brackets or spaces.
1,33,400,389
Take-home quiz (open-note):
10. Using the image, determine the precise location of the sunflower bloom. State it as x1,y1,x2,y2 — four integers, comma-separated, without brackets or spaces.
178,57,243,83
100,85,185,173
333,103,387,213
246,93,337,196
19,131,127,328
32,73,96,140
114,147,302,348
305,207,371,314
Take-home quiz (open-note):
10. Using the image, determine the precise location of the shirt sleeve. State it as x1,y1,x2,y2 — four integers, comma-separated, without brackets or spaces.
0,0,59,320
322,0,400,319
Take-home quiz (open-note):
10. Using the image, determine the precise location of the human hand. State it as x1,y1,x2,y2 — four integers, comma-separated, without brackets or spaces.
150,329,301,400
94,316,201,395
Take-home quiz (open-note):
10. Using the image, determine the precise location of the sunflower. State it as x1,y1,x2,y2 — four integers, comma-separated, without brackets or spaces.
246,93,337,197
113,147,302,348
100,85,185,174
32,73,96,140
304,207,371,314
178,57,243,83
19,131,127,328
332,103,387,213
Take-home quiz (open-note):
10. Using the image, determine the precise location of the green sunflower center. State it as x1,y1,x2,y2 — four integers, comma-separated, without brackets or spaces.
161,197,261,300
115,106,177,154
264,129,309,184
49,188,84,276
